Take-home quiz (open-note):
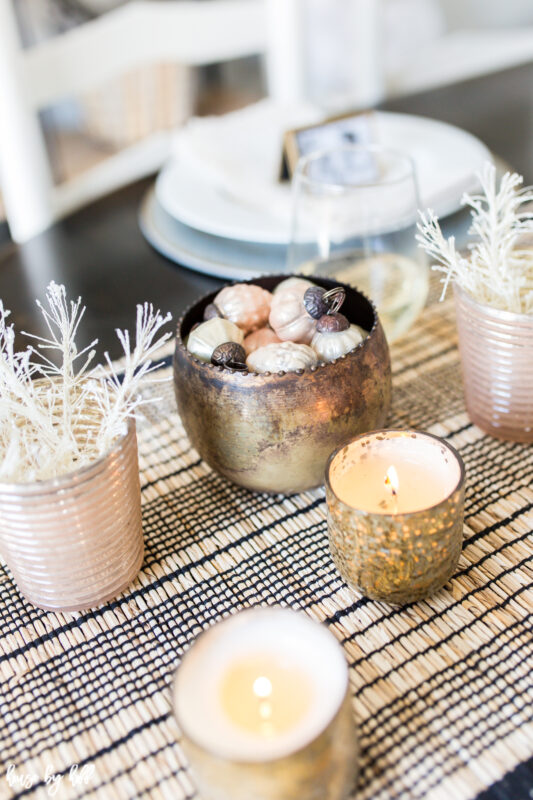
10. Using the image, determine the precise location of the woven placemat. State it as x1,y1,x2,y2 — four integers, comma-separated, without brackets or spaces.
0,286,532,800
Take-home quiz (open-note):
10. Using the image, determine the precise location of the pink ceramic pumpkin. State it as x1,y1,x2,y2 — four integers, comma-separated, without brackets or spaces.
214,284,272,334
243,327,281,356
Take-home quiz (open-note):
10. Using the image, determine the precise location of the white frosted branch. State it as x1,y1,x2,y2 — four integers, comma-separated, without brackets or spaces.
417,162,533,313
0,285,172,482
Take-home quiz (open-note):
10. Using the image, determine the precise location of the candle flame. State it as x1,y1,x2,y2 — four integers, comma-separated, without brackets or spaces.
384,465,399,496
254,676,274,735
253,676,272,699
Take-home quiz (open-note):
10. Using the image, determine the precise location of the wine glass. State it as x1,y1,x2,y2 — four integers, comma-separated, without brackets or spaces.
288,145,428,342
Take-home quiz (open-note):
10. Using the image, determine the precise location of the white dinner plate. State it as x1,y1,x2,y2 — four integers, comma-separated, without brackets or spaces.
140,187,486,281
139,189,288,280
156,106,492,245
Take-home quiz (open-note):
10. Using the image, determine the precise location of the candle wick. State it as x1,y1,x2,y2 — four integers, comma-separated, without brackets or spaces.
384,466,399,513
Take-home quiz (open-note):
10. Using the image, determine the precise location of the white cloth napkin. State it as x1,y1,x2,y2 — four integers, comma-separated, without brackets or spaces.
171,99,490,223
172,99,323,222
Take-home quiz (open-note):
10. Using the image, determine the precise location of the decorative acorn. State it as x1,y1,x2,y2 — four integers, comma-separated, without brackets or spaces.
316,312,350,333
304,286,346,319
203,303,224,321
211,342,247,370
303,286,330,319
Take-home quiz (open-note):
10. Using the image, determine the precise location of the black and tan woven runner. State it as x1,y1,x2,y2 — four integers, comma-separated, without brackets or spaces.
0,283,532,800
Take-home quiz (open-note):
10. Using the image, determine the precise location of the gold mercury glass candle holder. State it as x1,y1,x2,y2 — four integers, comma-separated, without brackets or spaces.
325,430,466,605
0,418,144,612
172,607,358,800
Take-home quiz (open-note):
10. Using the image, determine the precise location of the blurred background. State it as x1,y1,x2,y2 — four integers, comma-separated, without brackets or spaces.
3,0,533,229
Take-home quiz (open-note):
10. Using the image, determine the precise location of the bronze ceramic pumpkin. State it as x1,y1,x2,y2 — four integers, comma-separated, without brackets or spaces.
173,275,391,493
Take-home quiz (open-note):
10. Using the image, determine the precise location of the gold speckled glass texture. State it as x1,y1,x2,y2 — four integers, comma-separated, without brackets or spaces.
325,430,465,605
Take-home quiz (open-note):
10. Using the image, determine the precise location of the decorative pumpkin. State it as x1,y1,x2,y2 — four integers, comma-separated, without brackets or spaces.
272,277,315,297
243,327,281,356
311,324,365,363
186,318,244,362
247,342,318,374
214,284,272,334
269,283,317,344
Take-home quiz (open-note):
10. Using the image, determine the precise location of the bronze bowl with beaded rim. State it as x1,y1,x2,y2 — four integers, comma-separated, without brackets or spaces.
173,275,391,493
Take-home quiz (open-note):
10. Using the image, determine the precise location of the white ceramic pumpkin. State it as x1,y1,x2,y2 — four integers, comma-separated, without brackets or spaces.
186,318,244,362
311,324,365,363
246,342,318,373
272,277,315,296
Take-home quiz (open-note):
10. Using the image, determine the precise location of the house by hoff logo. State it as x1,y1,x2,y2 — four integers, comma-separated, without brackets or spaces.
5,763,95,796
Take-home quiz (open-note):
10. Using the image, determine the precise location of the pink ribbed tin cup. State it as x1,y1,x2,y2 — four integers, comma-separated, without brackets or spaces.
0,419,144,611
454,283,533,442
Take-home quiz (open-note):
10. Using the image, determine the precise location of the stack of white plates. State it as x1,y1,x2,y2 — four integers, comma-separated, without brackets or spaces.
140,100,491,279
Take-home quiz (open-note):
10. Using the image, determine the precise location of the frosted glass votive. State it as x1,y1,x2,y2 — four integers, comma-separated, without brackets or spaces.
454,283,533,442
173,607,358,800
0,419,143,611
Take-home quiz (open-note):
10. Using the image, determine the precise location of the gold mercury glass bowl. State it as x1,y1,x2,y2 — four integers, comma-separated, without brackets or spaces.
173,275,391,494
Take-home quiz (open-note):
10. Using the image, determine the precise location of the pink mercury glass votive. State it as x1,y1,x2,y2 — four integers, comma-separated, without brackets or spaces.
454,283,533,443
0,419,144,611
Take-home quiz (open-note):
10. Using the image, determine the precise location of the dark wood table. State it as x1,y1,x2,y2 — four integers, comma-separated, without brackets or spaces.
2,62,533,361
1,62,533,800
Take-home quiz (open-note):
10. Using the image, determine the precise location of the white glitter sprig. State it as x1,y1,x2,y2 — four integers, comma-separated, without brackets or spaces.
0,283,172,483
416,162,533,313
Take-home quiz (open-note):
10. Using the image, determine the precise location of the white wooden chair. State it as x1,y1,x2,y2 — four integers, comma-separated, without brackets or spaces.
4,0,533,244
0,0,272,242
0,0,388,243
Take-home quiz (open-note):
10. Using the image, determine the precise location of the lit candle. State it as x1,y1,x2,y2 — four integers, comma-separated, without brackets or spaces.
384,465,399,514
325,430,465,604
219,656,312,739
173,607,357,800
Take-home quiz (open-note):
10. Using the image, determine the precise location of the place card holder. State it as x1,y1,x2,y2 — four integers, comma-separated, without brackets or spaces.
280,110,376,181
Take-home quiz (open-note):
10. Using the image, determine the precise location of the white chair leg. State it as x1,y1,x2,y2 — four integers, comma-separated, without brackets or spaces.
0,0,54,242
265,0,307,105
349,0,385,108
